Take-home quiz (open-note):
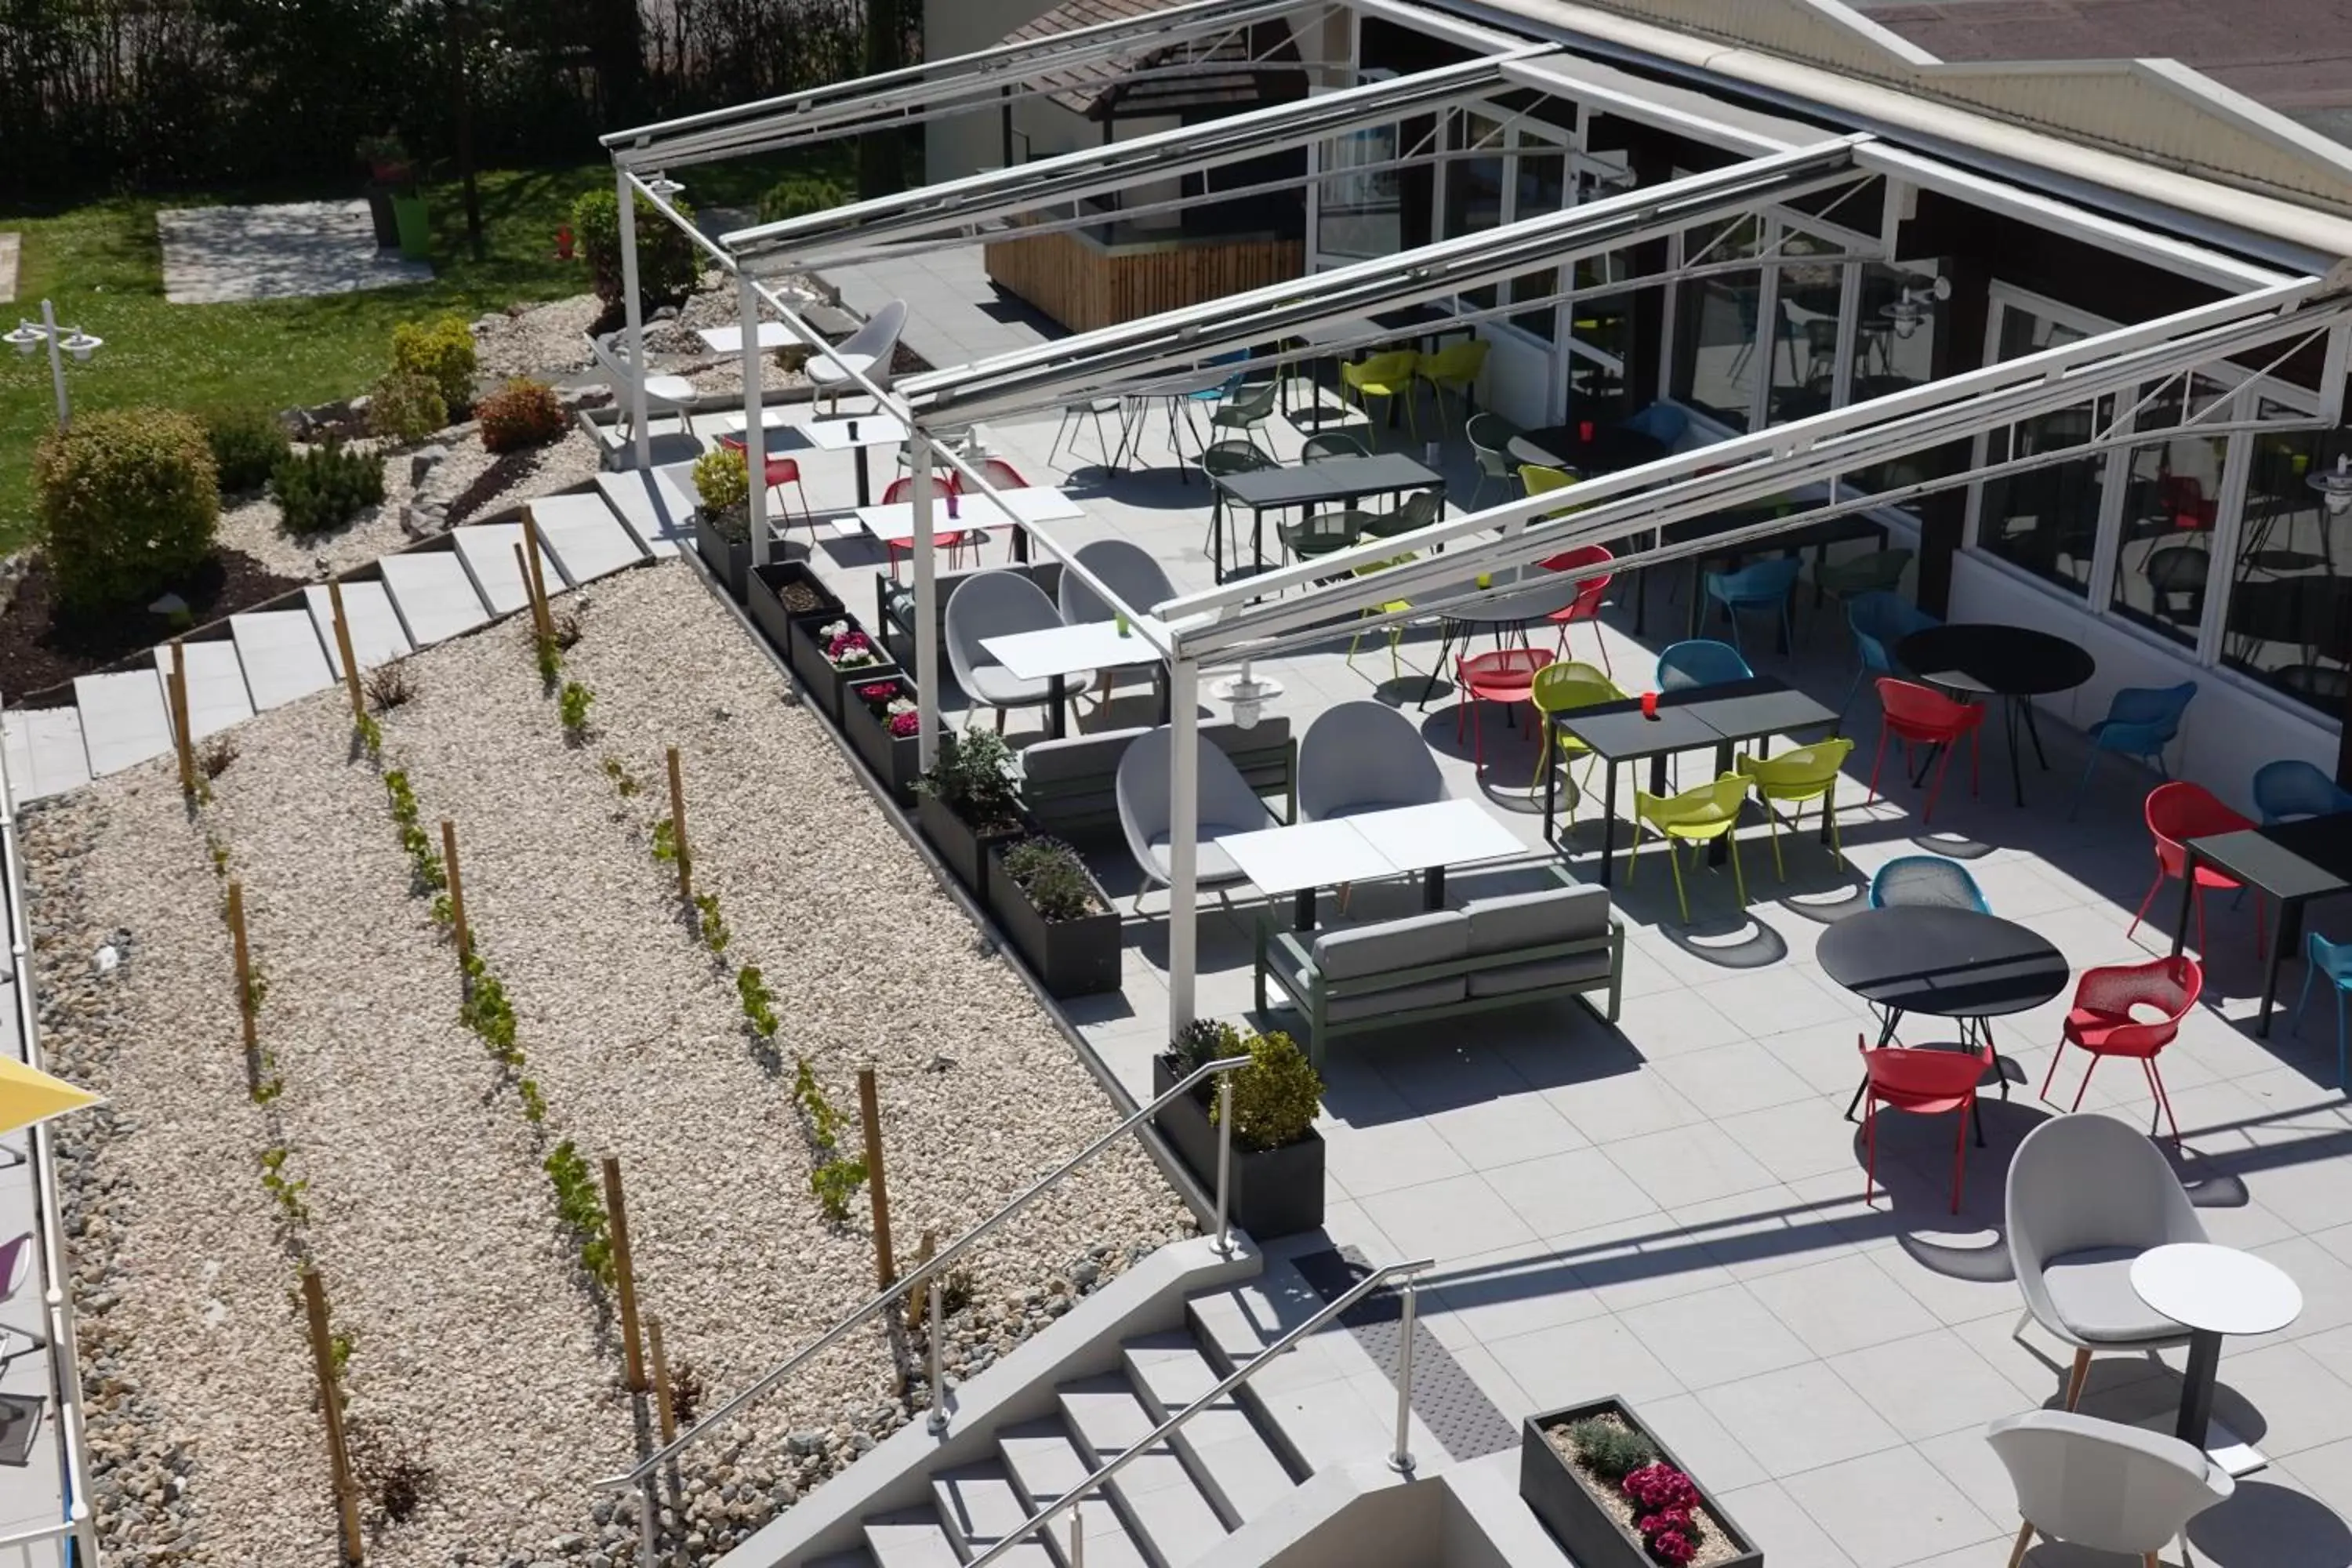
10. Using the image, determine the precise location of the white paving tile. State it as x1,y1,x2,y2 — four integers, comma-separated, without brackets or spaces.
230,611,334,710
450,523,564,617
0,708,89,801
597,465,697,557
71,670,171,775
303,581,412,674
151,640,252,741
527,492,647,586
378,551,492,646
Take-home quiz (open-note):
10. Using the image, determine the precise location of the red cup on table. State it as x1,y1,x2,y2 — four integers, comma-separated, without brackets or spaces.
1579,419,1595,442
1641,690,1660,720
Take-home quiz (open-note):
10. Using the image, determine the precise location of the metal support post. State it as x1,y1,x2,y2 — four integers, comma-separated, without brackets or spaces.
1214,1076,1235,1257
926,1276,948,1434
739,270,771,568
912,436,942,773
617,169,651,470
1166,656,1200,1033
1390,1280,1418,1476
42,301,68,428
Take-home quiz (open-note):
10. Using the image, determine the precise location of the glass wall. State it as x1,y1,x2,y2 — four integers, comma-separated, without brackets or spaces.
2223,426,2352,707
2107,374,2234,647
1846,263,1964,495
1668,215,1763,431
1974,306,2103,595
1316,122,1403,261
1440,108,1506,311
1765,230,1844,426
1507,145,1566,341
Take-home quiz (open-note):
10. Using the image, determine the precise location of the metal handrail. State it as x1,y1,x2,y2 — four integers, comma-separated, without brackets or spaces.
597,1054,1253,1491
966,1257,1437,1568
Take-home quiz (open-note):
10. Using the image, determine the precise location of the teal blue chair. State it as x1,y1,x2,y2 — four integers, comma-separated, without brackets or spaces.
1844,591,1940,720
2069,682,2198,818
2293,930,2352,1088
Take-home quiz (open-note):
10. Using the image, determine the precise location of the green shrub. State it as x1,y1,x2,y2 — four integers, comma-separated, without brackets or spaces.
691,445,749,513
1001,837,1098,922
572,187,702,312
1565,1417,1657,1482
916,725,1020,831
477,377,567,453
543,1140,615,1290
367,370,448,444
273,441,385,537
558,680,593,739
34,408,220,611
1170,1018,1243,1078
757,175,848,225
201,406,292,494
1215,1030,1323,1153
390,314,478,416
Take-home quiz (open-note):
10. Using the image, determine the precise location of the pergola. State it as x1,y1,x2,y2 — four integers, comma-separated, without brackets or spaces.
599,0,2352,1036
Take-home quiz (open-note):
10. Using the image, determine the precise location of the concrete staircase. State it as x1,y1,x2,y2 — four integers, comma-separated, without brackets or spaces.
1,478,685,804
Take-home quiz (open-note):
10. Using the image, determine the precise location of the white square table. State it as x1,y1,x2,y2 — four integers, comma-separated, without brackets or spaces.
1346,800,1526,905
848,488,1082,568
695,322,795,354
1216,820,1399,930
1215,798,1527,929
808,413,907,506
980,619,1169,739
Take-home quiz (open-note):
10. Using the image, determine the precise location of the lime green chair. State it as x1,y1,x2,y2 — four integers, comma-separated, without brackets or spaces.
1341,350,1421,445
1628,773,1752,923
1519,463,1577,520
1414,338,1490,436
1530,660,1623,818
1346,554,1417,681
1736,739,1856,880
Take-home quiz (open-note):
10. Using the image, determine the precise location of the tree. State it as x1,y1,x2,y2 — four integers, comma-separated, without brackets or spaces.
858,0,907,201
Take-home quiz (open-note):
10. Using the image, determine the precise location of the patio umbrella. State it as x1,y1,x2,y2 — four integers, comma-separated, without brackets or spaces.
0,1058,98,1136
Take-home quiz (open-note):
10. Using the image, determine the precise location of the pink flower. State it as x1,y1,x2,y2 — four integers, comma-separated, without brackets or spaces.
887,710,920,737
1623,1464,1700,1515
1639,1508,1693,1539
1647,1527,1696,1566
856,681,898,705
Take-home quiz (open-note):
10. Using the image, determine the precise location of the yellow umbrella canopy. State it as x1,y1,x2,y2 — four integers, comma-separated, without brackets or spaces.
0,1058,98,1137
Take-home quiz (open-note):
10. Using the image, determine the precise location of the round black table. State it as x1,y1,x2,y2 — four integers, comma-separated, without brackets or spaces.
1819,905,2071,1120
1412,567,1587,709
1895,623,2096,808
1508,424,1670,476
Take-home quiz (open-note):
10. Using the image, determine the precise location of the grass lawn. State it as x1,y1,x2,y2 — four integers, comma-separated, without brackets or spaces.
0,157,825,556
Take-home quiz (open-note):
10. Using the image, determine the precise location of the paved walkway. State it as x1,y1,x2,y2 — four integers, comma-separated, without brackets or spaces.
0,234,18,306
826,248,1059,368
157,200,430,305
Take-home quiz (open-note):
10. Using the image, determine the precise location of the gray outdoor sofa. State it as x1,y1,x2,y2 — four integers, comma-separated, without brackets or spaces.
1254,881,1623,1067
1018,719,1297,840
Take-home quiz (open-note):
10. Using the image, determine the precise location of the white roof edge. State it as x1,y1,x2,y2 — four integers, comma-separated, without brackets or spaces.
2129,58,2352,184
1793,0,1942,69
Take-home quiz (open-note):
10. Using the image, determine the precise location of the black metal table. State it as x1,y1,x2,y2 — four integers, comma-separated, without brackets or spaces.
1209,454,1444,584
1654,509,1893,643
1549,677,1838,882
1895,623,2096,808
1509,424,1670,476
2172,812,2352,1037
1413,567,1590,710
1818,905,2070,1117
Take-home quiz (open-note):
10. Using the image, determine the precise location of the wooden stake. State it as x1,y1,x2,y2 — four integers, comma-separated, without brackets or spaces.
665,746,692,902
602,1155,648,1393
903,1230,937,1330
521,509,556,642
300,1269,365,1565
226,880,259,1090
858,1065,895,1291
326,580,365,722
512,542,544,645
440,819,470,964
647,1314,677,1445
167,641,196,796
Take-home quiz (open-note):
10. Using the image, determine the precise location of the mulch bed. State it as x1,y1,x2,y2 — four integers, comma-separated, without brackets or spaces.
0,549,307,703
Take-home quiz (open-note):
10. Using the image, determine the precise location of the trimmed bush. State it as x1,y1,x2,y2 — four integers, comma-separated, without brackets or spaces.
34,408,220,611
273,441,386,537
1218,1030,1323,1153
691,445,749,513
757,176,848,225
201,406,292,495
477,377,567,453
572,187,701,312
390,314,477,416
367,370,448,445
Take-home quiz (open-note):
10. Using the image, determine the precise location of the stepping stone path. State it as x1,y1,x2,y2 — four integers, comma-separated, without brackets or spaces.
2,491,662,805
157,200,431,305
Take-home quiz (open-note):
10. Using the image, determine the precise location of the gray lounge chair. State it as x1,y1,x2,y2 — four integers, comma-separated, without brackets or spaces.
2005,1113,2207,1411
945,571,1088,735
1116,726,1279,895
1061,539,1178,715
1985,1409,2232,1568
810,299,907,412
1298,701,1445,821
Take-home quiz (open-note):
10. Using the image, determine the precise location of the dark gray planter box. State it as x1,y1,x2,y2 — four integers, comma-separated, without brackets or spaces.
1520,1400,1762,1568
693,507,753,603
746,560,842,662
787,610,897,726
986,839,1123,997
916,791,1022,904
1151,1053,1325,1240
841,677,941,805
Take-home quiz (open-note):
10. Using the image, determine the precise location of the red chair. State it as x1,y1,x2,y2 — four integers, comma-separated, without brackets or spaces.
715,434,815,536
2128,782,2263,957
2158,474,2217,532
1539,544,1614,674
879,474,979,579
1857,1032,1992,1214
2042,956,2201,1148
1455,647,1548,771
1866,678,1984,824
974,457,1029,491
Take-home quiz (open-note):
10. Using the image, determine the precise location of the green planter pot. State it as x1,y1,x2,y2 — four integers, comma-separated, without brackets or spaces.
1150,1053,1325,1240
391,194,430,260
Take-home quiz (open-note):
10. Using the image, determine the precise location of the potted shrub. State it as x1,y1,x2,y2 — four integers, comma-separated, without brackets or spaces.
1151,1023,1325,1240
794,619,898,726
1521,1401,1762,1568
986,835,1121,996
691,445,755,602
914,726,1024,902
358,135,412,249
747,559,842,661
843,677,941,804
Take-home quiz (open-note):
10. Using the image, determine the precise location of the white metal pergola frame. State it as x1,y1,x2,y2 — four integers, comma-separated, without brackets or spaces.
600,0,2350,1040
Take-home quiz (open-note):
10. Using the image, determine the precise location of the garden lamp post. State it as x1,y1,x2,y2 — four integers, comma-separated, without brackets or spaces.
3,299,103,429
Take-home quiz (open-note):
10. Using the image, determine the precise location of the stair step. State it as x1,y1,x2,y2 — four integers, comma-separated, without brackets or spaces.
1184,1286,1396,1475
929,1462,1058,1566
303,583,412,675
806,1551,877,1568
379,551,492,647
998,1421,1149,1568
597,466,696,557
1121,1333,1298,1528
1056,1374,1229,1568
229,611,334,710
452,522,564,618
0,707,90,801
862,1508,963,1568
527,492,646,586
71,671,172,776
151,641,253,741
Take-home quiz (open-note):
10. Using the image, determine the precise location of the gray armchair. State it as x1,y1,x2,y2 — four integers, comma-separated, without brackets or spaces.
1062,539,1178,715
1299,702,1445,821
2006,1114,2207,1410
945,571,1089,734
809,299,907,412
1115,726,1279,896
1985,1409,2232,1568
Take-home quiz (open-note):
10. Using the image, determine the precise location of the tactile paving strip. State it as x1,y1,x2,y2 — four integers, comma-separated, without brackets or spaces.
1291,1246,1518,1461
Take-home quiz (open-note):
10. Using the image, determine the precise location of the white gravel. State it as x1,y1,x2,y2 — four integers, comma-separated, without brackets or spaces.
23,558,1190,1565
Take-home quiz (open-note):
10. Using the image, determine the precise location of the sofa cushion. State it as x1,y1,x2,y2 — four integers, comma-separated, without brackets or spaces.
2042,1246,2185,1343
1467,953,1616,998
1462,885,1613,958
1312,912,1467,982
1142,832,1248,887
1326,977,1467,1023
1024,727,1148,787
